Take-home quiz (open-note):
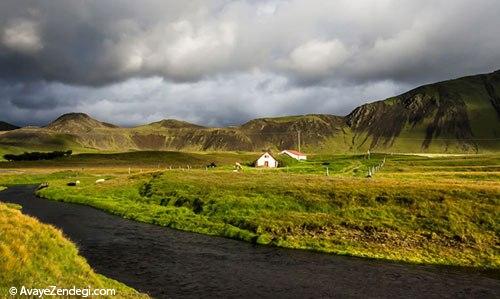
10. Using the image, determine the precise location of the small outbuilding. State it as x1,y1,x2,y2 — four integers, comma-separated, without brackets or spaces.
255,152,278,168
280,150,307,161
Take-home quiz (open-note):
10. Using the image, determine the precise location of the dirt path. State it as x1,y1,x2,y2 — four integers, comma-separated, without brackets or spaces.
1,186,499,298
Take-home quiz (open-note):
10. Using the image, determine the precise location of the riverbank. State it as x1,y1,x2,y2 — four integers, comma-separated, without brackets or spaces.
2,185,498,298
0,198,147,298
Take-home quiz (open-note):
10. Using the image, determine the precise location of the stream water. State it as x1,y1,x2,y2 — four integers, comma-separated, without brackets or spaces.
0,186,498,298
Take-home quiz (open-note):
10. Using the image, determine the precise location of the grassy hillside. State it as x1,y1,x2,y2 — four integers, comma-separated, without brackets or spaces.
0,128,82,155
346,70,500,153
0,70,499,154
1,153,495,268
0,202,146,298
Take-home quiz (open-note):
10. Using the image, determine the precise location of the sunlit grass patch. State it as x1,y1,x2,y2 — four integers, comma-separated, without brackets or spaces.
0,203,148,298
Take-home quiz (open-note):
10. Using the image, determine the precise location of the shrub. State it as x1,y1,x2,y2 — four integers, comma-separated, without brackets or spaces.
3,150,72,161
275,155,300,167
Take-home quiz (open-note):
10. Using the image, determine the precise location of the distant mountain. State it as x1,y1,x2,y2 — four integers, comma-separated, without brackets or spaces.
137,119,205,130
0,70,499,153
46,113,118,133
0,121,19,131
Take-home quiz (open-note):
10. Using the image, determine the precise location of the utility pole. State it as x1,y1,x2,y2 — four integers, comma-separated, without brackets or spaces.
297,130,301,152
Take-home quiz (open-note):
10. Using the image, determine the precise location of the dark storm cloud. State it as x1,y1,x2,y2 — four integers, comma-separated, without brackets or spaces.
0,0,499,126
0,74,408,127
11,94,58,110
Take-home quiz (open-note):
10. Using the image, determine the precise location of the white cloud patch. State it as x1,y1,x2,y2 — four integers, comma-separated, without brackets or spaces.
2,19,43,54
102,18,239,82
283,39,350,78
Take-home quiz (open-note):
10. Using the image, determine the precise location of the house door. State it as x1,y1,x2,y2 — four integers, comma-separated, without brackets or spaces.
264,161,269,167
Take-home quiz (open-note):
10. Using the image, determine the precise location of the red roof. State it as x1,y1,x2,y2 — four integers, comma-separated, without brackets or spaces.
282,150,306,156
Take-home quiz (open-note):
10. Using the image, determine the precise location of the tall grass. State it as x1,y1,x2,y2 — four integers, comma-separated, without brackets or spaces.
0,203,147,298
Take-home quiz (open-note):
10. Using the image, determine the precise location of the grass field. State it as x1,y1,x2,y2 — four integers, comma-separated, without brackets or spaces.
0,150,259,169
0,151,498,269
0,202,147,298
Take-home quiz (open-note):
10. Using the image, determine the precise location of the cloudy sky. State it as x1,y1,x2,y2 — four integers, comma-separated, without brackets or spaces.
1,0,499,127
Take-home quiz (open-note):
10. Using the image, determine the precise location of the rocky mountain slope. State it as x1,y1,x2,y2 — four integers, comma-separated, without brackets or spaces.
346,70,500,152
0,70,499,153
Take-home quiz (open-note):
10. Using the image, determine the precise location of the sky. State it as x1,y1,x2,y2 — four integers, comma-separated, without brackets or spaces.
1,0,499,127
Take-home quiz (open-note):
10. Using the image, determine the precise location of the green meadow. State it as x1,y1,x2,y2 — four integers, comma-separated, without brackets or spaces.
0,202,147,298
1,151,498,269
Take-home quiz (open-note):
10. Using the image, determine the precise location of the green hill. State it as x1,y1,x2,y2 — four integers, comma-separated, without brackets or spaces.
345,70,500,153
0,70,499,154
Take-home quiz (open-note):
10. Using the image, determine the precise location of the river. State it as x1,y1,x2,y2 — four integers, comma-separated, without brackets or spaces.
0,186,498,298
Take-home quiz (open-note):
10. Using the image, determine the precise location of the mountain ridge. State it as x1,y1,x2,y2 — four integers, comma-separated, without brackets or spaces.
137,119,206,129
46,112,118,133
1,70,499,153
0,121,19,131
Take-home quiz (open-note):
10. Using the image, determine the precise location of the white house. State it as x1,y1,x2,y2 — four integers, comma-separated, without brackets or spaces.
255,152,278,168
280,150,307,161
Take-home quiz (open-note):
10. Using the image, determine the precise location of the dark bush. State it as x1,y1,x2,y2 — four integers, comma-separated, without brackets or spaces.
192,198,204,214
275,155,299,167
375,196,389,204
3,150,72,161
395,196,415,206
173,197,190,207
356,194,372,206
139,182,153,197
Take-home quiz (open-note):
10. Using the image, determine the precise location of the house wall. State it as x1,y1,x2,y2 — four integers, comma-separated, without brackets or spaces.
256,153,278,167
